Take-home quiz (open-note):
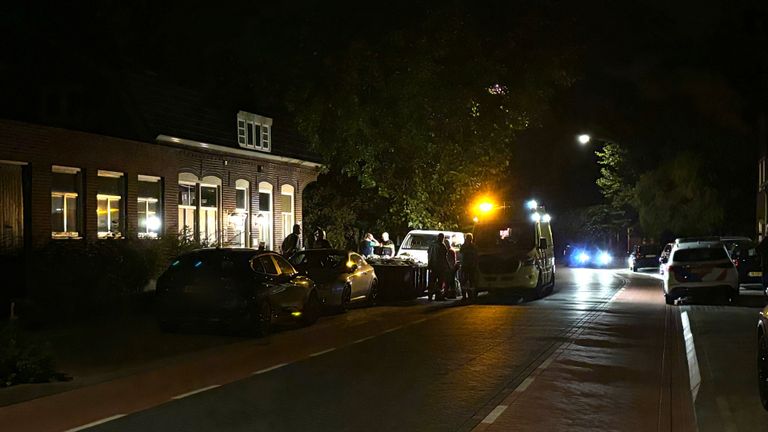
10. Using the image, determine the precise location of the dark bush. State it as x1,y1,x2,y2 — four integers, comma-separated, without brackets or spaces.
0,322,68,387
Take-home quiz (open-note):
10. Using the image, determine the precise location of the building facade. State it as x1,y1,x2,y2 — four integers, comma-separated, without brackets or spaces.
0,117,321,253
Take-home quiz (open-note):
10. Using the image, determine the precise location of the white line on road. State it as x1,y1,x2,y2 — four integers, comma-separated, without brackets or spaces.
680,311,702,402
515,377,535,392
353,335,375,344
412,318,428,324
65,414,126,431
538,356,554,370
481,405,509,424
253,363,288,375
171,384,221,400
381,326,403,334
309,348,336,357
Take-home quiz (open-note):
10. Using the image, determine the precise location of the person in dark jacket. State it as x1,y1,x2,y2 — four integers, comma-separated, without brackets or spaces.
427,233,450,301
313,228,332,249
281,224,301,257
459,233,479,300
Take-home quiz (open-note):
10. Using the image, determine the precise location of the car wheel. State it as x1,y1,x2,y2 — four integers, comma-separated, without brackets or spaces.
730,289,740,305
336,285,351,314
664,294,675,305
301,291,322,326
368,279,379,306
759,330,768,410
546,272,556,294
248,301,273,337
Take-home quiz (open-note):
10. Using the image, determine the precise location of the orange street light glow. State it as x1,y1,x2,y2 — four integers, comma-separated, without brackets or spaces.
478,202,494,213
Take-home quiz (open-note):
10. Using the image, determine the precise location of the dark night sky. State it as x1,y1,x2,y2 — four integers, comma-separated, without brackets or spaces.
2,1,766,225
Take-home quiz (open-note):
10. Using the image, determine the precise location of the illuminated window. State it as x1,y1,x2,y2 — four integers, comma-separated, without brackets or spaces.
232,179,250,247
178,173,198,240
96,170,124,238
257,182,273,250
138,175,162,239
236,111,272,152
51,165,81,238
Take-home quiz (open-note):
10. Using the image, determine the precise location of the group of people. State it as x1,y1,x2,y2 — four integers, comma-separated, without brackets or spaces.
427,233,479,301
279,224,397,258
359,232,396,257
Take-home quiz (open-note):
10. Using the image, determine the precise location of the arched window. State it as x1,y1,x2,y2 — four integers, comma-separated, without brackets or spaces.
257,182,273,250
178,173,199,240
280,184,295,245
233,179,250,247
200,176,221,245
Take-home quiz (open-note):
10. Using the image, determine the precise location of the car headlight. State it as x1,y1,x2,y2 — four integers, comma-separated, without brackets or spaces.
598,252,613,265
577,252,590,264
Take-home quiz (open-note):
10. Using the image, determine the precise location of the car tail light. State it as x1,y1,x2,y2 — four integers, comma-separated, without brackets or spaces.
732,259,739,268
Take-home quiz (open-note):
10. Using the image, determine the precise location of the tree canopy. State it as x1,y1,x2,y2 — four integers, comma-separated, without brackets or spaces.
291,6,576,230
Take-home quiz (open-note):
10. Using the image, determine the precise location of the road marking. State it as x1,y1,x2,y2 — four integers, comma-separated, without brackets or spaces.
381,325,403,334
515,377,535,392
171,384,221,400
65,414,126,431
680,311,702,402
309,347,336,357
538,357,554,370
412,318,428,324
353,335,375,344
253,363,288,375
481,405,508,424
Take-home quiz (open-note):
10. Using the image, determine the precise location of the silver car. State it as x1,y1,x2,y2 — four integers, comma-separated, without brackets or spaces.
290,249,379,312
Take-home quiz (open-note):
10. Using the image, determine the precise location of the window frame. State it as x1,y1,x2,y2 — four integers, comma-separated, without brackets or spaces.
236,111,273,152
51,165,81,239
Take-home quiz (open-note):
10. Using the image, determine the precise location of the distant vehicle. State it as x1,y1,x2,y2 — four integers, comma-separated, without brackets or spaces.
726,241,762,287
628,244,661,272
659,243,673,275
663,241,738,305
564,245,614,268
156,248,321,334
396,230,465,265
289,249,379,311
474,214,555,299
757,305,768,410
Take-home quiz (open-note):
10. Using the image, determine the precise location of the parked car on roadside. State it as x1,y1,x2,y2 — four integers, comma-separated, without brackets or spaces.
757,305,768,410
628,244,661,271
726,241,762,287
156,248,321,335
289,249,379,312
663,240,738,305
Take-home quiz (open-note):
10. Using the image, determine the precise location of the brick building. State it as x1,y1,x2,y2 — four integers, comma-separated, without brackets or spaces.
0,73,322,313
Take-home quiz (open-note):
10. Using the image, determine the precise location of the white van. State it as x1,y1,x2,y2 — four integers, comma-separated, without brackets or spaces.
396,230,465,265
474,217,555,299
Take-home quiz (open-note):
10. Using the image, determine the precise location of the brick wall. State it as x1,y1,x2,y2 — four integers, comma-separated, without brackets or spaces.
0,119,320,250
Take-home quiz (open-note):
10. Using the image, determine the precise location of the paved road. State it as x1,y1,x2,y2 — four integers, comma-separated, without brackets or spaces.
679,287,768,430
85,268,626,432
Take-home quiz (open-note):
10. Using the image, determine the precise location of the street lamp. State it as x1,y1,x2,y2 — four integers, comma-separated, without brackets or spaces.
577,134,591,145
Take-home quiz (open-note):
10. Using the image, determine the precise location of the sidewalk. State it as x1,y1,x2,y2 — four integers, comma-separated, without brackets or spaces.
472,275,696,432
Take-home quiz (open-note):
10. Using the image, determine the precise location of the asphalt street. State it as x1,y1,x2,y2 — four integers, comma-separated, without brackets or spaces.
86,268,626,432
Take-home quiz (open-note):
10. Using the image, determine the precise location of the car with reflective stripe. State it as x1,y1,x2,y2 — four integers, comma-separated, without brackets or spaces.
663,240,738,305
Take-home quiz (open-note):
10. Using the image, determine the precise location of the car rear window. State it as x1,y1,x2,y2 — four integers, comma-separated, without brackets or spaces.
673,247,729,262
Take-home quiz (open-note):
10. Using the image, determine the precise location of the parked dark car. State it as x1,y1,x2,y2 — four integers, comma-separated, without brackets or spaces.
724,240,762,287
289,249,378,312
629,244,660,271
156,248,321,335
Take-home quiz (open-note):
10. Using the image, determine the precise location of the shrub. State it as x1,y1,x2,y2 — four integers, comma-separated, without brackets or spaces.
0,322,68,387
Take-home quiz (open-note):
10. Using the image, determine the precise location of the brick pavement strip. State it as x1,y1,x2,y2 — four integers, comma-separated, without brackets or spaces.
0,302,456,432
473,276,697,432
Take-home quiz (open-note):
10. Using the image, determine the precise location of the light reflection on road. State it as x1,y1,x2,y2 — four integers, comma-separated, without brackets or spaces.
570,268,621,304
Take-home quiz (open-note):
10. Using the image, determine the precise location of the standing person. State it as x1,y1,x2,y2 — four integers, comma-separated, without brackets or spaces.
459,233,479,301
359,233,379,257
444,238,458,299
427,233,450,301
380,232,396,257
281,224,301,257
313,228,332,249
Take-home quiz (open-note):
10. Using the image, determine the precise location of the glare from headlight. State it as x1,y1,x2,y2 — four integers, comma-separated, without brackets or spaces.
598,252,613,265
577,252,590,264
